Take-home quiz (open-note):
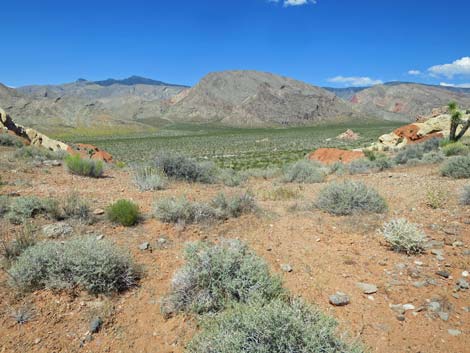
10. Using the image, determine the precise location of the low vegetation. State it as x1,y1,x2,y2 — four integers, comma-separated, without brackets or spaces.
65,154,104,178
106,199,140,226
1,223,37,266
154,192,257,224
316,181,388,215
394,138,440,165
257,185,301,201
461,185,470,205
5,196,60,224
132,165,168,191
282,160,326,183
62,192,91,221
381,218,426,255
161,240,284,316
8,237,139,294
217,168,247,187
154,151,216,183
187,299,363,353
347,158,374,174
440,155,470,179
442,141,469,156
0,134,23,147
15,146,67,161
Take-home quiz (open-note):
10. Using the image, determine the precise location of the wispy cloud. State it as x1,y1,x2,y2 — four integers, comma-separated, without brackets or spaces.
440,82,470,88
269,0,317,7
327,76,383,87
407,70,421,76
428,57,470,78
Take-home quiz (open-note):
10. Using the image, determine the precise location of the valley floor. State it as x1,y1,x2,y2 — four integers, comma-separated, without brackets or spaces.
0,145,469,353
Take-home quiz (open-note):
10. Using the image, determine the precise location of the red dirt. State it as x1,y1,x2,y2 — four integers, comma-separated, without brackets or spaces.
307,148,365,164
0,146,469,353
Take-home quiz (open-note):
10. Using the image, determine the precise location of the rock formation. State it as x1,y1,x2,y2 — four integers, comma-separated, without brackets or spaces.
307,148,365,164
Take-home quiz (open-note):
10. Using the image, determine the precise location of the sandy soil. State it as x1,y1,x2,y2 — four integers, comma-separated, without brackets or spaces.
0,146,469,353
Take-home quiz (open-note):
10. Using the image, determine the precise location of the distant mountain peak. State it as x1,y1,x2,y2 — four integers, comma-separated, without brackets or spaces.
91,76,187,88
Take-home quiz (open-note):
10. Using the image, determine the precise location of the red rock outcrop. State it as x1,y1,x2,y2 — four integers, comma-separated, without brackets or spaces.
307,148,364,165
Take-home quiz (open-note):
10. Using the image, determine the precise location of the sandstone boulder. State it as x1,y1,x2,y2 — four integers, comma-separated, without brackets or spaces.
307,148,364,165
336,129,360,141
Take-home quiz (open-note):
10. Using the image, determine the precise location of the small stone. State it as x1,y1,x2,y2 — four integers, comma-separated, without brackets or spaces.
414,260,424,266
34,338,41,344
462,271,469,278
431,249,444,256
280,264,293,273
378,260,387,266
396,315,406,322
438,312,449,321
436,255,445,261
452,293,460,299
96,234,104,240
89,317,103,333
463,250,470,256
457,278,469,290
356,282,378,294
428,302,441,312
403,304,415,311
413,281,427,288
93,208,105,215
390,304,405,315
42,222,73,238
448,329,461,336
453,241,464,247
436,270,450,279
463,306,470,312
139,242,150,251
329,292,350,306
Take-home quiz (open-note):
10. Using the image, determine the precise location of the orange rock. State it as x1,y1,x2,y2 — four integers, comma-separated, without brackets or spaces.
307,148,364,165
91,150,113,163
394,124,444,144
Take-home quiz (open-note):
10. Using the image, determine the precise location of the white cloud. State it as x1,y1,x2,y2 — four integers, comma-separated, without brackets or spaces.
269,0,317,6
327,76,383,87
408,70,421,76
440,82,470,88
428,57,470,78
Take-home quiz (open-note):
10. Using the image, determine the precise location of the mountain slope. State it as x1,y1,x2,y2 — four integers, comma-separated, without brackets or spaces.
161,70,358,126
351,83,470,121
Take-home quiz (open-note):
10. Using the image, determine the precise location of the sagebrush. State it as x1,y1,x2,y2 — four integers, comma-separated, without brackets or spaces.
460,185,470,205
440,155,470,179
133,165,168,191
154,152,216,183
282,160,326,183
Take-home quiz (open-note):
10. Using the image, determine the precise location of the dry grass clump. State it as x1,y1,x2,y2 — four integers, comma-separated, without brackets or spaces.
381,218,426,255
282,160,326,183
65,154,104,178
132,165,168,191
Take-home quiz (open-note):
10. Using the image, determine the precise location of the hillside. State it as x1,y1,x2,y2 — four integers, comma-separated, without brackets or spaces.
161,70,359,126
351,83,470,121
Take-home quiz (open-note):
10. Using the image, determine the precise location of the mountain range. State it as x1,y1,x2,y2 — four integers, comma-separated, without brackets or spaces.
1,71,470,133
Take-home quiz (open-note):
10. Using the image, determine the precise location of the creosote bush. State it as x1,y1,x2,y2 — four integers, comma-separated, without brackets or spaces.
65,154,104,178
154,192,257,224
107,199,140,226
9,237,139,294
381,218,426,255
132,165,168,191
316,181,387,215
282,160,326,183
460,185,470,205
440,155,470,179
187,299,363,353
154,152,216,183
161,240,284,316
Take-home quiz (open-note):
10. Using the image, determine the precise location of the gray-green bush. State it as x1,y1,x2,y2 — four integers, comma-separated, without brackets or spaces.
442,142,469,156
460,185,470,205
217,169,247,187
6,196,60,224
347,158,374,174
161,240,284,315
0,223,37,265
211,192,258,219
394,138,440,165
132,165,168,191
0,134,23,147
62,193,91,221
316,181,388,215
282,160,326,183
381,218,426,255
441,155,470,178
15,146,67,161
9,237,139,294
187,299,363,353
154,152,216,183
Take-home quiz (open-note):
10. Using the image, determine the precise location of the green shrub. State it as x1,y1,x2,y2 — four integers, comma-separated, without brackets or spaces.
282,160,326,183
0,134,23,147
217,169,247,187
65,154,103,178
381,218,426,255
6,196,60,224
373,156,394,171
442,142,469,156
316,181,388,215
107,199,140,226
154,193,257,224
347,158,374,175
132,165,168,191
0,196,9,217
187,299,363,353
9,237,139,294
460,185,470,205
440,155,470,179
161,240,284,315
15,146,67,161
154,152,216,183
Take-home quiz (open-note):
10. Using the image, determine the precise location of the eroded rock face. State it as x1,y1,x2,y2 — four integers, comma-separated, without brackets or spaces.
307,148,364,164
1,107,113,162
368,110,470,151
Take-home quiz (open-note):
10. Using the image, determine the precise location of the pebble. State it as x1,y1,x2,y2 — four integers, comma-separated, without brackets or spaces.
356,282,378,294
448,329,461,336
396,315,406,322
139,242,150,251
34,338,41,344
462,271,469,278
438,312,449,321
93,208,105,215
436,270,450,279
413,281,427,288
463,250,470,256
457,278,469,290
452,241,464,247
403,304,415,311
329,292,350,306
390,304,405,315
89,317,103,333
96,234,104,240
280,264,293,272
428,302,441,312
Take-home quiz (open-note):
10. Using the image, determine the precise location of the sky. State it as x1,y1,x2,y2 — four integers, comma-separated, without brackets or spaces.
1,0,470,88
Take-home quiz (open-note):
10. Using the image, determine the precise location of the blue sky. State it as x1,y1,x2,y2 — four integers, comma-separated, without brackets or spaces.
1,0,470,88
